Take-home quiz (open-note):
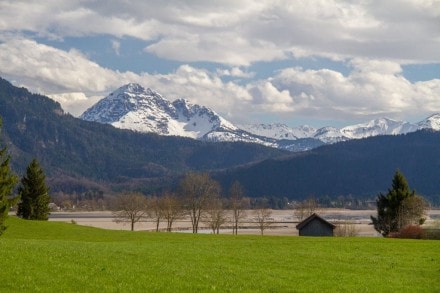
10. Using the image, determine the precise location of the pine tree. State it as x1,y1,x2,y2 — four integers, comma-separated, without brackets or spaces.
17,159,50,220
371,170,425,237
0,125,18,234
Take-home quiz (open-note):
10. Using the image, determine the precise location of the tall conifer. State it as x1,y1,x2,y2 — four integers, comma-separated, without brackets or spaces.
371,170,425,236
17,159,50,220
0,118,18,234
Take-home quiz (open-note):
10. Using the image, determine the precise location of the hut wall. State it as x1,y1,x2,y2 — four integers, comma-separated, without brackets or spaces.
299,218,333,236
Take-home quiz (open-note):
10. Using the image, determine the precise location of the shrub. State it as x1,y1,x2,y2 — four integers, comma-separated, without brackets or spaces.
390,225,425,239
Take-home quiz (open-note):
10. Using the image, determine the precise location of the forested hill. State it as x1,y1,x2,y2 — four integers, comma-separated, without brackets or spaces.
0,77,288,193
214,129,440,204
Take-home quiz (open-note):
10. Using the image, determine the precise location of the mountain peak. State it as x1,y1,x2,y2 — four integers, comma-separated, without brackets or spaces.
113,83,159,98
120,83,145,93
418,113,440,130
80,84,238,139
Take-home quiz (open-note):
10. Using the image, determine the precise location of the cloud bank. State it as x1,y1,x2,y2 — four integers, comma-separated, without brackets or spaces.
0,0,439,124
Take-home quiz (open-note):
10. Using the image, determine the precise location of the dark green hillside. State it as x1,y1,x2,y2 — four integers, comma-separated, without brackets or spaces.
0,77,287,193
214,130,440,203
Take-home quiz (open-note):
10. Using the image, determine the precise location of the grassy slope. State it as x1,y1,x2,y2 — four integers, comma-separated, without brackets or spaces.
1,217,439,292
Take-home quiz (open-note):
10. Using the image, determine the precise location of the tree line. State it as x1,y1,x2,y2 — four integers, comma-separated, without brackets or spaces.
112,170,430,238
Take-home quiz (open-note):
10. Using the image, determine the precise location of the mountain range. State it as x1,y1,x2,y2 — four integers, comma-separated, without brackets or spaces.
0,77,287,194
1,77,439,205
213,129,440,205
81,83,440,150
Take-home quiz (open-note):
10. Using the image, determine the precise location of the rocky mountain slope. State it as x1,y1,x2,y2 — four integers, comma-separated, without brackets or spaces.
81,83,440,150
81,83,238,139
80,84,318,151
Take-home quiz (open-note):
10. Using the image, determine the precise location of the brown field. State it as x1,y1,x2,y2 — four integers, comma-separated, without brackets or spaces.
48,209,440,237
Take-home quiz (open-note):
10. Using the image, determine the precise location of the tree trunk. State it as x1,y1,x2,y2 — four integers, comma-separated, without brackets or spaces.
156,218,160,232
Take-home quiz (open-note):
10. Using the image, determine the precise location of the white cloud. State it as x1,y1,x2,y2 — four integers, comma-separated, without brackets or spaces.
0,36,439,125
0,38,253,118
48,92,102,117
0,38,121,93
1,1,439,64
216,67,255,79
258,60,440,120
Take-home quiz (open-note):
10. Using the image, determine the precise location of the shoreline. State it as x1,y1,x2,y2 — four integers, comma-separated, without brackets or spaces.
44,209,440,236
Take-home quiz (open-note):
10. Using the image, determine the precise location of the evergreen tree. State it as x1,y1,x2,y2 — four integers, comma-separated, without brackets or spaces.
371,170,425,237
0,118,18,235
17,159,50,220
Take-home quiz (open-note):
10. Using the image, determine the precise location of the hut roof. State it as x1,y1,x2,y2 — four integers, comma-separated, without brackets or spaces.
296,213,336,230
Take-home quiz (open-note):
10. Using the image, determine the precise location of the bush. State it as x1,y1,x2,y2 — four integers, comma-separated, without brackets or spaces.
389,225,425,239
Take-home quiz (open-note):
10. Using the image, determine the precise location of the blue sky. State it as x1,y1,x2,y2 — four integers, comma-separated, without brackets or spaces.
0,1,439,128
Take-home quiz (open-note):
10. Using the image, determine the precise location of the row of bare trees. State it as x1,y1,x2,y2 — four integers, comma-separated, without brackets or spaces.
112,173,326,234
112,173,250,233
112,192,184,232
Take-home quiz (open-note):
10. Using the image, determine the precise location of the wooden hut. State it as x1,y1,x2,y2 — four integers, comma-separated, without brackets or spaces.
296,213,336,236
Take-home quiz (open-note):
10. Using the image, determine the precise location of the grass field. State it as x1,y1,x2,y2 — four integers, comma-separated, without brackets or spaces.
1,217,439,292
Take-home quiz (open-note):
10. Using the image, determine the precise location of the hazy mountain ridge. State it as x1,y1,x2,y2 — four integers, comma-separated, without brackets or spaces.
82,83,440,150
241,115,440,144
213,129,440,204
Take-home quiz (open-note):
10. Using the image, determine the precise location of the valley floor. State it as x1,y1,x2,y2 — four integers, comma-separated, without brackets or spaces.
47,209,440,237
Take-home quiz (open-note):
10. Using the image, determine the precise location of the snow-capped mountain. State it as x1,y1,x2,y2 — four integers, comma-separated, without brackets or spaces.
340,118,419,139
417,113,440,131
81,83,440,152
80,83,238,139
240,115,440,145
80,83,288,149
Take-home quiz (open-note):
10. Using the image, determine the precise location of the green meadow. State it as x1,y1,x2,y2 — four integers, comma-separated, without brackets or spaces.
0,217,439,292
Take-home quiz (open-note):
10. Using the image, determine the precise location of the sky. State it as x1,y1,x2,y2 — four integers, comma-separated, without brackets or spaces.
0,0,439,128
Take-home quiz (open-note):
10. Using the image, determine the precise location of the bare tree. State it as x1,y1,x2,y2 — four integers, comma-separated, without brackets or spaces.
334,220,359,237
203,196,227,234
148,196,163,232
229,181,247,235
254,200,273,235
179,172,221,233
293,197,320,221
161,192,184,232
112,193,148,231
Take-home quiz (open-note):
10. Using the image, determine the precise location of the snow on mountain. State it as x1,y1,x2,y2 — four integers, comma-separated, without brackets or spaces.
238,123,316,140
80,83,319,151
340,118,419,139
417,113,440,131
80,84,439,151
241,115,440,145
80,83,237,139
313,126,347,144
